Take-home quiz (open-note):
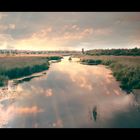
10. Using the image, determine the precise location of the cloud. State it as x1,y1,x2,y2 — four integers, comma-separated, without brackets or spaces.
121,13,140,22
125,32,140,48
71,25,79,30
0,12,140,50
30,25,93,41
0,25,8,31
12,25,111,50
8,25,94,50
50,25,93,42
3,105,43,115
9,24,16,29
59,28,93,40
14,106,44,114
45,89,53,97
0,105,43,127
31,27,52,39
0,13,7,20
129,35,140,47
0,34,15,49
0,24,16,31
94,28,112,36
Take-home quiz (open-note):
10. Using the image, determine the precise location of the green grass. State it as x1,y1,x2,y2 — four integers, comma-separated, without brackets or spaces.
0,56,62,87
0,75,8,87
81,59,102,65
80,55,140,93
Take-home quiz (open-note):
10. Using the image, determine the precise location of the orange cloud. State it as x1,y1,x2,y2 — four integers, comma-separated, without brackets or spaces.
9,24,16,29
71,25,80,30
52,27,93,41
14,106,43,114
0,34,15,49
12,25,94,50
0,23,112,51
1,105,43,117
45,89,53,97
0,105,43,127
129,35,140,47
31,27,52,39
94,28,112,36
0,24,15,31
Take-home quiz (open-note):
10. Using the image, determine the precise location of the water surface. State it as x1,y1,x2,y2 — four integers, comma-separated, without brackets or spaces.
0,56,140,128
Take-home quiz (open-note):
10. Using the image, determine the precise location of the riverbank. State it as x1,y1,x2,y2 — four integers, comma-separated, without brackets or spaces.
0,56,62,87
78,55,140,93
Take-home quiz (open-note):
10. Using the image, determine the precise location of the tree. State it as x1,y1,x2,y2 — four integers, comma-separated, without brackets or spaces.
82,48,84,54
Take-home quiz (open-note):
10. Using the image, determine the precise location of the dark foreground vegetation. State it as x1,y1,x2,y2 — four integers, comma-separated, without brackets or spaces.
0,56,62,87
86,47,140,56
80,55,140,93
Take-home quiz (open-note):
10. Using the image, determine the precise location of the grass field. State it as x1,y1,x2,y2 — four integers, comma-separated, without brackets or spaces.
0,56,62,87
79,55,140,93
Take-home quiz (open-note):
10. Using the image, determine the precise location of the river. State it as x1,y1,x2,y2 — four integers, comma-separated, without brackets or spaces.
0,56,140,128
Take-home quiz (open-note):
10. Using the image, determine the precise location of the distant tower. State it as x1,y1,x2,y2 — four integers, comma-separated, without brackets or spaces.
82,48,84,54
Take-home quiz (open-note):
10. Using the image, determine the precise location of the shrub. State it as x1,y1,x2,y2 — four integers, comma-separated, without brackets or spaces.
80,57,140,93
0,75,8,87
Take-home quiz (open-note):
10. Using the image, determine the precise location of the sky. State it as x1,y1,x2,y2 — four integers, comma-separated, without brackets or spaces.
0,12,140,51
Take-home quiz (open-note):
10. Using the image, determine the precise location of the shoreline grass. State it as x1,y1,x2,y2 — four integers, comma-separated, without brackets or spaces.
79,55,140,93
0,56,62,87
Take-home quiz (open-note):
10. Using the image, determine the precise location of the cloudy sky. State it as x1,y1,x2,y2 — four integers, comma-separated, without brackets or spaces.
0,12,140,51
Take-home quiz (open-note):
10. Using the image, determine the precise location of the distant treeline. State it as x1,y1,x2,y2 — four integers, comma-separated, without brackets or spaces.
0,49,80,55
86,48,140,56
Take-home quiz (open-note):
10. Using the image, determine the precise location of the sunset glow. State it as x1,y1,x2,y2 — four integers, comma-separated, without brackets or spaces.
0,12,140,51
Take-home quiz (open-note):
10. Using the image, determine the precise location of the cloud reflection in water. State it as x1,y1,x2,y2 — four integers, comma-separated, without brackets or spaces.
0,56,139,127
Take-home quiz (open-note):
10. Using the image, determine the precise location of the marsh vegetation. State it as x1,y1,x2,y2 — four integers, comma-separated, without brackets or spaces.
80,55,140,93
0,56,62,87
86,48,140,56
